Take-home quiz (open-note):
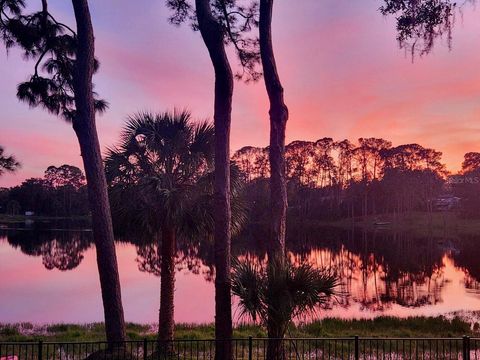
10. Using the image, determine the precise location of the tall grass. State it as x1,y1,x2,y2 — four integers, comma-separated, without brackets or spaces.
0,316,473,342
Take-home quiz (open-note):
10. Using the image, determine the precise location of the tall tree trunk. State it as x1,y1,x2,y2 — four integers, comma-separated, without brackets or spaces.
195,1,233,360
158,226,176,342
260,1,289,359
71,0,126,345
260,0,289,264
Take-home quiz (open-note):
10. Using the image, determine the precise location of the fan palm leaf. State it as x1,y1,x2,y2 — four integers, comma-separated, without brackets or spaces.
232,258,339,336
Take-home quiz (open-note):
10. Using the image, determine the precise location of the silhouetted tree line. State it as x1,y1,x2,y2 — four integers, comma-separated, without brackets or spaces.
2,149,480,221
233,140,480,220
0,164,89,216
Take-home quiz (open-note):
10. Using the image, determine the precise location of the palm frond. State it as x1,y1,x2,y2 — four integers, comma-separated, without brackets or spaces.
232,257,340,335
231,258,265,323
106,109,223,240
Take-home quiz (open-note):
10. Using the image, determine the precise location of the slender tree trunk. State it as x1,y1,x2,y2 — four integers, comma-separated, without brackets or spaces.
71,0,126,345
260,0,289,265
158,226,176,342
260,1,289,359
195,1,233,359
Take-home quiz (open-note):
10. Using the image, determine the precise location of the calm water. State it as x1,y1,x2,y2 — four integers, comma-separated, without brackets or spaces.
1,222,480,324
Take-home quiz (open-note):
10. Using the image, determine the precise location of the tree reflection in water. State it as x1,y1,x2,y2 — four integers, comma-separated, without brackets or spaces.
135,239,215,282
2,225,479,314
6,228,92,271
41,238,89,270
452,234,480,293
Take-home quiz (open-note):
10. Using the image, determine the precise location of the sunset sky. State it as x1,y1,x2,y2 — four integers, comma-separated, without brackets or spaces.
1,0,479,187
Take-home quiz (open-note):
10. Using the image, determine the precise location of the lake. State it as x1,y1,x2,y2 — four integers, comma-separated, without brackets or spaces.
1,221,480,324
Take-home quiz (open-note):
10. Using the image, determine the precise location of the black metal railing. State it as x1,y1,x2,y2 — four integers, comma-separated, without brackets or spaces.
1,336,480,359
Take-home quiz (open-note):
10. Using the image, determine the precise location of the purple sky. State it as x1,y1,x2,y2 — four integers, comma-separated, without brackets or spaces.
1,0,480,187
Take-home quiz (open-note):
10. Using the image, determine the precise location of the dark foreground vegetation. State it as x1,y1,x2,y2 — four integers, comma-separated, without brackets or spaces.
0,317,475,342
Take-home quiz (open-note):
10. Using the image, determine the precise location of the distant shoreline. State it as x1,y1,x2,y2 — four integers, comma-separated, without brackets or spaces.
0,214,90,224
2,212,480,237
299,211,480,237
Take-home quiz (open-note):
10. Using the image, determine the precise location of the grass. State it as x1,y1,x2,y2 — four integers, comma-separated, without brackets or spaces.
0,317,475,342
296,317,472,338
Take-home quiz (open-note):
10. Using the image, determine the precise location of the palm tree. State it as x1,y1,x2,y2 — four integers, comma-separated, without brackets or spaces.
105,110,246,346
0,146,20,176
232,259,339,360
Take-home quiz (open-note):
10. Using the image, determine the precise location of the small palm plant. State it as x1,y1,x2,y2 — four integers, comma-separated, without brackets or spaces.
232,258,339,359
